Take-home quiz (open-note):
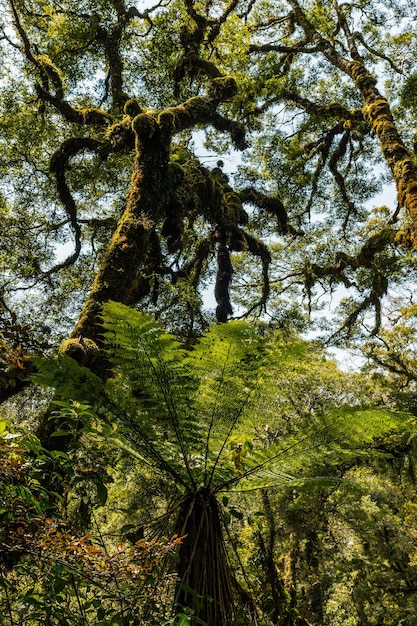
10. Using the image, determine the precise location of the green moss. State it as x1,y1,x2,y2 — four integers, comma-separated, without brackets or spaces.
106,117,131,140
157,110,176,134
131,113,158,140
223,192,243,226
350,61,377,91
124,99,142,117
35,54,62,80
207,76,238,102
167,161,185,188
362,99,390,126
81,108,110,125
59,337,100,366
35,54,64,98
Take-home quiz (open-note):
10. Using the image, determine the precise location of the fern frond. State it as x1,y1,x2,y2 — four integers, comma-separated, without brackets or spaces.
102,305,271,486
35,305,416,503
102,302,201,483
32,354,106,407
213,406,413,493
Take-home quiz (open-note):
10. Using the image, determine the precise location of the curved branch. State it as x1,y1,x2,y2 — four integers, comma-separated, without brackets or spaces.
354,31,403,75
249,42,319,54
207,0,241,42
285,0,417,245
46,138,104,278
329,271,388,339
282,91,363,122
243,233,271,312
239,187,294,234
306,229,396,335
329,131,357,225
35,85,111,126
176,233,216,288
157,76,244,148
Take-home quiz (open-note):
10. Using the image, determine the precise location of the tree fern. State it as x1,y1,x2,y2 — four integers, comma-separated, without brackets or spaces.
33,302,415,625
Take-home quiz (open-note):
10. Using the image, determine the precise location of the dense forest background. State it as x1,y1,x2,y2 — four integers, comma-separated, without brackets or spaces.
2,0,417,624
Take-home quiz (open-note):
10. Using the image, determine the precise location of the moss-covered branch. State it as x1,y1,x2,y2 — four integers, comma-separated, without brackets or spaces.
35,85,111,126
70,115,171,342
285,0,417,248
305,229,395,334
215,241,234,322
46,138,104,278
59,74,242,349
239,187,293,234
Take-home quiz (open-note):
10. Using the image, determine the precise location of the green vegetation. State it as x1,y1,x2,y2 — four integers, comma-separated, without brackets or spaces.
2,0,417,623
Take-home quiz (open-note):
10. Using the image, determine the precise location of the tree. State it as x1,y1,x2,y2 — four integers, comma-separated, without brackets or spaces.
29,301,411,624
3,0,417,623
1,0,417,402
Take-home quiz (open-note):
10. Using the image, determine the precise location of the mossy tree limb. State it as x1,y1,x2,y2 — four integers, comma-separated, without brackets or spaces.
70,77,244,343
286,0,417,249
70,115,171,341
47,138,105,278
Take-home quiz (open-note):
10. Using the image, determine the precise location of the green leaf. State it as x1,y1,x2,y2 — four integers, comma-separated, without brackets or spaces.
173,613,192,626
53,577,67,594
229,508,244,520
96,481,108,506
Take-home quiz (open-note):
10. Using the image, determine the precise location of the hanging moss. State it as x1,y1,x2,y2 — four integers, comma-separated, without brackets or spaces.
215,243,233,322
222,192,243,228
162,197,184,253
229,230,247,252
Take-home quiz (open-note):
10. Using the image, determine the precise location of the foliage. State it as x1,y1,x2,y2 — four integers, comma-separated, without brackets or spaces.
3,0,417,623
33,302,415,624
1,0,417,356
0,415,185,626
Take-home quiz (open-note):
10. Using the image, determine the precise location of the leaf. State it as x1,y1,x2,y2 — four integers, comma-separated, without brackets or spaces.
3,432,21,440
96,481,108,506
173,614,192,626
53,577,67,594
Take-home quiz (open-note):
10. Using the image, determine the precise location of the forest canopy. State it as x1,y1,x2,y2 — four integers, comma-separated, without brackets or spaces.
1,0,417,360
2,0,417,624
